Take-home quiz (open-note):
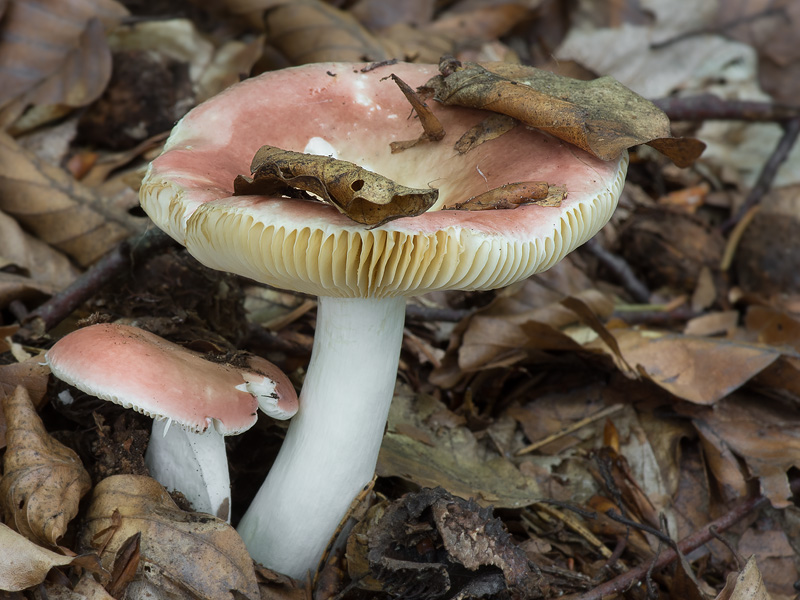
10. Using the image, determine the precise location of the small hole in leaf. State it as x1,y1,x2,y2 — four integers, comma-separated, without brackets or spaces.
351,180,364,192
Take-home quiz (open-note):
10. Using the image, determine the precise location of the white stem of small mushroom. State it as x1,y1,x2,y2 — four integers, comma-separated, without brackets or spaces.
237,295,406,578
145,419,232,521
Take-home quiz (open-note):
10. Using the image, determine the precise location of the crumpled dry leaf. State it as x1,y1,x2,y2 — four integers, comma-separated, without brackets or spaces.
0,0,128,128
377,391,543,508
347,487,543,599
81,475,259,600
0,132,132,266
715,556,771,600
443,181,565,211
0,271,57,314
264,0,389,64
0,386,91,547
422,57,705,167
0,523,96,592
234,145,439,226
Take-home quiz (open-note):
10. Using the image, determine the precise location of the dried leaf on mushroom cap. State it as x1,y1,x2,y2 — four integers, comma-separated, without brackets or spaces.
234,145,439,226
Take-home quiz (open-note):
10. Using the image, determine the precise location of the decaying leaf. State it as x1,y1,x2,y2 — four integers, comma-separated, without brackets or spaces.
378,391,543,508
0,386,91,547
388,73,445,152
422,57,705,167
0,0,128,129
0,523,95,592
715,556,771,600
444,181,565,211
454,113,518,154
347,487,543,599
234,145,439,226
0,132,132,266
81,475,259,600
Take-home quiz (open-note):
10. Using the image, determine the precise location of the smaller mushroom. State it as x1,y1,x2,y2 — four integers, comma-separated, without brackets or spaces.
45,323,298,521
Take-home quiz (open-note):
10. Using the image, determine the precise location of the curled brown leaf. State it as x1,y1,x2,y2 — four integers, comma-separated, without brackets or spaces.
0,386,91,547
234,145,438,226
444,181,565,211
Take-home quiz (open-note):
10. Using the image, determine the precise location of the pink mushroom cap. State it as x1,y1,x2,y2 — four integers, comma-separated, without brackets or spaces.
141,62,628,298
45,323,298,434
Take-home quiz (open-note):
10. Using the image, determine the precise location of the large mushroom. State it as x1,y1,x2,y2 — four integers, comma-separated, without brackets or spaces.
139,62,628,577
45,323,298,521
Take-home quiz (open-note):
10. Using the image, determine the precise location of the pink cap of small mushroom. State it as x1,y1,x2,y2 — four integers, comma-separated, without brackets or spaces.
45,323,297,521
139,61,627,577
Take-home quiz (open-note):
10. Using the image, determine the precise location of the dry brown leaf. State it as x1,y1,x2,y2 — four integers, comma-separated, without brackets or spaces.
0,353,51,449
264,0,389,64
388,73,444,152
0,271,57,312
0,131,132,266
0,523,86,592
81,475,259,600
593,330,782,405
0,0,128,128
680,394,800,509
0,210,80,289
715,556,771,600
443,181,565,211
0,386,91,547
377,391,543,508
454,113,518,154
234,145,439,226
422,57,705,166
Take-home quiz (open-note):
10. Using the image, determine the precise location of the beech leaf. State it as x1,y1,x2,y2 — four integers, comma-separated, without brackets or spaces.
422,57,705,167
234,145,439,226
81,475,259,600
0,386,91,547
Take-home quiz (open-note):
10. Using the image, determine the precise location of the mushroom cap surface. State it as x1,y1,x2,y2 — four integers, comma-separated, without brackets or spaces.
45,323,298,434
141,62,628,298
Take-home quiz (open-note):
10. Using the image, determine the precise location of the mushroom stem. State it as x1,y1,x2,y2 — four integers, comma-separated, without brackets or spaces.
237,295,406,578
146,420,232,521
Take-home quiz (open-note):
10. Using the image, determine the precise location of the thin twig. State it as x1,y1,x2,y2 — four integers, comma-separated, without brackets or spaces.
21,227,176,334
653,95,800,123
720,117,800,234
516,404,625,456
570,494,768,600
583,239,650,303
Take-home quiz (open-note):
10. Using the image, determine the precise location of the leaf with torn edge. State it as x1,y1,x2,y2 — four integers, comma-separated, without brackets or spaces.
0,386,91,547
81,475,259,600
454,113,518,154
422,57,705,167
234,145,439,226
444,181,566,211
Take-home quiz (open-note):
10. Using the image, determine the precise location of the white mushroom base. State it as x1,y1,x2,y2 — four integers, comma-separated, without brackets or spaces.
146,420,232,520
237,296,406,578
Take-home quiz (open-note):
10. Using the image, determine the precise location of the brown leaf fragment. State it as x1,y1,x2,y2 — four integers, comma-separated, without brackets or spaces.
388,73,445,153
0,132,132,267
0,0,129,128
81,475,259,600
0,523,81,592
422,57,705,167
715,556,771,600
264,0,389,64
106,533,140,598
234,145,438,226
445,181,565,211
454,113,518,154
0,386,91,547
353,487,544,599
